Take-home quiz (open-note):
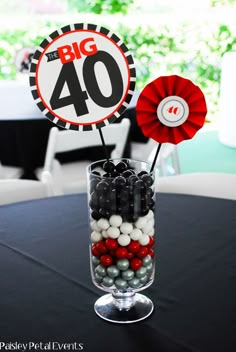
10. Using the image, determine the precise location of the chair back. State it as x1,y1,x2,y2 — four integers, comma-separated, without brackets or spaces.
0,177,53,206
43,118,130,172
157,172,236,200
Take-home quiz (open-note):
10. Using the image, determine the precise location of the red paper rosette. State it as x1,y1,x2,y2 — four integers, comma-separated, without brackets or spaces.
136,75,207,144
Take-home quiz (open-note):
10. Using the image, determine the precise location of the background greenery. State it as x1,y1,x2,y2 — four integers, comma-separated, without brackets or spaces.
0,0,236,121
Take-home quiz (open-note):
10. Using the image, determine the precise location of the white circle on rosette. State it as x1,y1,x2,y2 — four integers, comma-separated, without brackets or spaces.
36,28,131,125
157,95,189,127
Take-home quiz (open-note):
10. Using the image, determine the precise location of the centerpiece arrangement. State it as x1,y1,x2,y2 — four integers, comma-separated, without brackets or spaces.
29,23,207,323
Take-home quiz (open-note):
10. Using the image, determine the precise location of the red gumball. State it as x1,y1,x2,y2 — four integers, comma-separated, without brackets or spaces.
137,246,149,259
100,254,113,266
105,238,118,251
147,236,155,248
96,241,108,254
115,247,128,259
91,244,100,257
130,258,142,271
148,248,155,258
128,240,140,253
127,252,134,260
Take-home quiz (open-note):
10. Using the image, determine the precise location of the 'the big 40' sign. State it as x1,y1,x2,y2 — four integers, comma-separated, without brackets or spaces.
30,23,136,131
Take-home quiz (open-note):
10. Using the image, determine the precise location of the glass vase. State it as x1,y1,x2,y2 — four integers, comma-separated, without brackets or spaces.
87,158,155,323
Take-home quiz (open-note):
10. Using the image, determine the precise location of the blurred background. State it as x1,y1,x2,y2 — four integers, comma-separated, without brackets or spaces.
0,0,236,178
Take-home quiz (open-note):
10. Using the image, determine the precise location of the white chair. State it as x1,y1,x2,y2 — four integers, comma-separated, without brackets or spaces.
157,172,236,200
0,174,54,206
40,118,131,195
131,139,180,176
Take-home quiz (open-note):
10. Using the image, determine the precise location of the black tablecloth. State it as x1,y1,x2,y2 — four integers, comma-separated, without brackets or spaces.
0,193,235,352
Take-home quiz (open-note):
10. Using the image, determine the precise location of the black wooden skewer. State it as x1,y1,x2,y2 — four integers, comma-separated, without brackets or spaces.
150,143,162,173
98,128,110,163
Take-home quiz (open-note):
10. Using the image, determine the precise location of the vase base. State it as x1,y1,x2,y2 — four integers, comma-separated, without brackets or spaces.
94,293,154,323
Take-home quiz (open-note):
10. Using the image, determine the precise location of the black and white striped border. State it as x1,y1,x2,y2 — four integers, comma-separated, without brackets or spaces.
29,23,136,131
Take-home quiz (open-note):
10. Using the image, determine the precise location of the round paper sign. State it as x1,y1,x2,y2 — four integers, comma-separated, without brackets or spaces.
29,23,136,131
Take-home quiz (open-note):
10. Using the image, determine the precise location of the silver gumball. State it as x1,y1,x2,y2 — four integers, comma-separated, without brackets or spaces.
102,276,114,287
142,255,152,267
116,259,129,271
136,267,147,278
145,263,153,274
94,273,103,283
139,275,148,284
92,256,100,266
107,265,120,278
121,269,134,281
95,264,107,277
115,278,128,289
128,278,141,289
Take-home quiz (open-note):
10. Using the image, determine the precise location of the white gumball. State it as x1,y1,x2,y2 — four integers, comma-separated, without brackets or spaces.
109,215,122,228
142,221,154,235
118,234,131,246
102,230,109,238
147,209,154,219
139,234,150,246
107,226,120,239
91,231,103,243
120,222,133,235
97,218,110,230
130,228,142,241
90,220,100,232
134,216,147,229
149,228,155,237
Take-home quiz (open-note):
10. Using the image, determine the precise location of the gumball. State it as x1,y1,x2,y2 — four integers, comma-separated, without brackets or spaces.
118,234,131,247
145,262,153,274
107,226,120,239
107,265,120,278
100,254,113,267
99,208,111,218
142,255,152,267
128,240,140,254
103,161,115,173
96,241,108,254
147,209,154,219
122,170,134,178
130,258,142,271
101,230,109,238
112,176,126,188
142,221,153,235
149,228,155,237
91,210,101,221
105,238,118,251
135,216,147,229
139,275,148,284
115,161,127,173
120,222,133,235
148,248,155,258
97,218,110,230
95,264,107,277
121,269,134,281
130,228,142,241
138,171,148,177
137,246,149,259
116,259,129,271
96,181,109,192
109,214,122,227
127,252,134,259
147,236,155,248
141,174,154,187
128,278,141,289
94,273,103,283
134,180,146,191
115,247,128,259
135,267,147,278
91,245,100,257
102,276,114,287
139,234,150,246
115,278,128,289
91,231,103,243
92,256,100,266
90,220,100,232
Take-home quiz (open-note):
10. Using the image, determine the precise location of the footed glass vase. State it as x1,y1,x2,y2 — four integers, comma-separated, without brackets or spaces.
87,158,155,323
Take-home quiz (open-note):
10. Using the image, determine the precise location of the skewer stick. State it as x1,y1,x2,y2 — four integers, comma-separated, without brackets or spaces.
150,143,162,173
98,128,110,163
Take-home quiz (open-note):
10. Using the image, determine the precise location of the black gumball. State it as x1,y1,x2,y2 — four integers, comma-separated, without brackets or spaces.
138,171,148,177
115,161,128,173
96,181,109,192
127,175,139,187
141,174,154,187
134,179,146,192
112,176,126,189
148,198,155,209
99,208,111,218
89,191,99,209
146,187,154,198
122,170,134,178
103,161,115,173
99,196,111,209
110,171,120,178
90,178,100,193
91,210,101,220
141,207,149,216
